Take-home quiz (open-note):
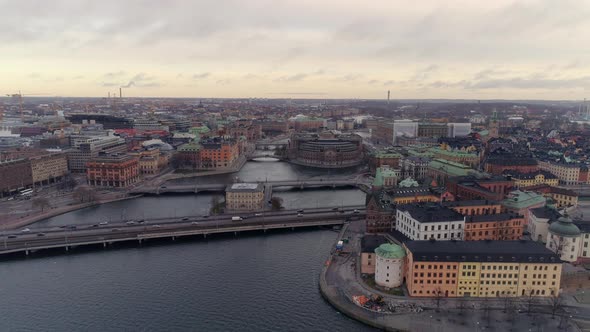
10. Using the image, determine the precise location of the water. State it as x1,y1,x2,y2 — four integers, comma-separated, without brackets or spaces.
32,161,366,229
0,230,375,331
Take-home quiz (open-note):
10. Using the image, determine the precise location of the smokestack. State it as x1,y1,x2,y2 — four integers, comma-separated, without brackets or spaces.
120,87,122,99
108,92,110,99
387,90,390,104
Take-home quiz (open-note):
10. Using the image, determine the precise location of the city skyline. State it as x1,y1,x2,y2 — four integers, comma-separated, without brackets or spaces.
2,0,590,100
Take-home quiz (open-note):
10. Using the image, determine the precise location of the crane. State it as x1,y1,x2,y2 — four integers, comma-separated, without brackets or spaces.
5,91,49,121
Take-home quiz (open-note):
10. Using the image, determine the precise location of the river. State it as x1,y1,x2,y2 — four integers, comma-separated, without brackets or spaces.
31,161,367,229
0,230,375,331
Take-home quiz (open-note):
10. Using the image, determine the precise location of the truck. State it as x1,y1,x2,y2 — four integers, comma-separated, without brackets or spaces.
232,216,243,221
336,240,344,251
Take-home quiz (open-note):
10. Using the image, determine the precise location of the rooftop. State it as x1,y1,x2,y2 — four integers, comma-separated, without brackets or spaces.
466,213,523,223
375,243,406,259
442,200,500,207
405,240,560,263
227,183,264,192
361,235,389,253
398,203,464,223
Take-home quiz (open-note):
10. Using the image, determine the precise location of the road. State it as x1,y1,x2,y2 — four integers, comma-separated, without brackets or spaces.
0,207,366,255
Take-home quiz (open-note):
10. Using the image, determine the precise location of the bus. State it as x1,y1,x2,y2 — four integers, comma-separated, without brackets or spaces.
19,189,33,198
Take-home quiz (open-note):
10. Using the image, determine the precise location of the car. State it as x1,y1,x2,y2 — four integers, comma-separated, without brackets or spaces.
191,221,199,225
21,228,31,233
353,209,360,214
202,215,209,218
7,235,17,239
7,197,14,201
126,221,136,225
160,186,167,188
152,225,161,228
91,224,99,228
99,221,108,225
297,213,304,217
138,219,145,223
339,210,345,213
112,228,120,232
36,233,46,237
332,207,339,211
59,225,68,229
297,209,304,213
181,217,189,221
67,225,77,230
254,213,263,216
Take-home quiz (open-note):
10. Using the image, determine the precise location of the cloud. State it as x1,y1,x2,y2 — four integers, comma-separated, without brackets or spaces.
103,71,126,79
466,76,590,90
368,80,380,85
28,73,41,79
216,79,231,85
268,92,328,96
274,73,308,83
119,72,160,88
192,72,211,79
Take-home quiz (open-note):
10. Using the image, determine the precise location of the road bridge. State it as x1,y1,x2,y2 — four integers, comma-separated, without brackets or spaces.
0,208,365,257
131,177,371,195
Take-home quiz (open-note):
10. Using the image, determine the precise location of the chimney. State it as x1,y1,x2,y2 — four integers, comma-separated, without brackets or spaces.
120,87,122,99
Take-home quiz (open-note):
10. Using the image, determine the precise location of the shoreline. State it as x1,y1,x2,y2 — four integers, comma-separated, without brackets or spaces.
0,195,142,230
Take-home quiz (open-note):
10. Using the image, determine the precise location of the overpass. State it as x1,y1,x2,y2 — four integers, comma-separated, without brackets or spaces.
130,177,371,195
0,207,365,257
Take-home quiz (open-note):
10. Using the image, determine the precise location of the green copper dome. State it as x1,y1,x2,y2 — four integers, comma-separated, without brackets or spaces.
375,243,406,259
549,214,581,237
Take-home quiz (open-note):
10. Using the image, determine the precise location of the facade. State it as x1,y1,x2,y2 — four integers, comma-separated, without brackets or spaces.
86,153,139,188
288,131,363,168
418,123,448,138
388,187,440,205
405,240,562,298
361,235,389,274
374,243,406,288
485,157,538,175
396,204,465,241
369,150,402,173
447,123,472,137
289,116,326,131
463,213,525,241
225,183,265,211
526,184,579,209
504,170,559,188
546,214,585,263
200,137,240,169
68,136,127,172
430,146,480,168
501,190,546,226
365,191,396,233
0,158,33,196
442,200,502,216
373,166,397,189
29,151,69,185
401,156,430,181
538,161,584,185
447,176,513,201
529,206,562,243
427,159,475,186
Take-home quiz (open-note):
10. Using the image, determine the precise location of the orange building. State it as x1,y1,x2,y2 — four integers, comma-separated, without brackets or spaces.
463,213,525,241
86,153,139,188
405,256,459,297
200,138,240,169
443,200,503,216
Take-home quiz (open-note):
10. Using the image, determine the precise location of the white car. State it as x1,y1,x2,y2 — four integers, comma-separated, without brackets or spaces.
99,222,108,225
254,213,263,216
21,228,31,233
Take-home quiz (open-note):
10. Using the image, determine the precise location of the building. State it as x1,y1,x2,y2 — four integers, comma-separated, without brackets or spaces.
418,123,448,138
225,183,265,211
396,204,465,241
447,123,472,137
288,131,363,168
361,235,389,274
446,176,513,201
526,184,579,209
0,158,32,196
86,153,139,188
537,161,584,185
463,213,525,241
369,150,402,173
365,191,396,233
427,159,476,186
501,190,546,225
29,151,68,185
430,146,480,168
289,116,326,131
546,214,583,263
200,137,240,169
373,166,397,189
442,200,502,216
388,186,440,205
404,240,562,298
374,243,406,288
401,156,430,181
503,170,559,188
67,136,127,172
529,206,562,243
256,119,289,134
374,120,418,145
66,114,133,129
485,157,539,175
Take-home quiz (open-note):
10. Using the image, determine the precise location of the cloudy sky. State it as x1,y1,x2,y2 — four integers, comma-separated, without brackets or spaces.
1,0,589,99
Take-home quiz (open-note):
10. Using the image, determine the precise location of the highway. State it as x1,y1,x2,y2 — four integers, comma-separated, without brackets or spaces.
0,207,366,256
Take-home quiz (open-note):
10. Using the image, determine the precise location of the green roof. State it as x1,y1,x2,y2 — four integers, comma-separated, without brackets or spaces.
430,147,479,157
428,159,472,177
178,142,201,152
373,167,384,187
501,190,546,209
549,215,581,237
375,243,406,259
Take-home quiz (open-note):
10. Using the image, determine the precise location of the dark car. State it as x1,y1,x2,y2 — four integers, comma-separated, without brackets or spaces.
37,233,46,237
7,235,17,239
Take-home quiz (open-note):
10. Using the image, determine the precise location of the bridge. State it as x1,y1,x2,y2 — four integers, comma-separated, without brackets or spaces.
130,177,371,195
0,207,366,257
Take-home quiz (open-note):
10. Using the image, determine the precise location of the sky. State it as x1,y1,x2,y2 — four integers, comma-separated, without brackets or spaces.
1,0,590,100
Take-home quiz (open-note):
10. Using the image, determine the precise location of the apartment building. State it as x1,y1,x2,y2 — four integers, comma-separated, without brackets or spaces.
225,183,265,211
463,213,525,241
404,240,562,298
68,136,127,172
86,153,139,188
395,204,465,241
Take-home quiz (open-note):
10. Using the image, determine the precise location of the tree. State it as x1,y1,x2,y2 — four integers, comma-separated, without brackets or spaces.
73,186,97,203
550,293,564,319
210,196,224,215
32,197,51,212
270,197,284,211
433,287,444,312
456,298,467,316
525,289,537,315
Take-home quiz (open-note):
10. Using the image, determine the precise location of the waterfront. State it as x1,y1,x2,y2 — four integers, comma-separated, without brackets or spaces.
0,230,374,331
30,161,366,229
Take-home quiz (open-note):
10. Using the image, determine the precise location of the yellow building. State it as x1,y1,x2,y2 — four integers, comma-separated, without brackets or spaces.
405,240,562,298
388,187,439,205
225,183,265,211
507,170,559,188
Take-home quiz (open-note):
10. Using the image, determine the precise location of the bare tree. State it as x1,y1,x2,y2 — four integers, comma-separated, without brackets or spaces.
482,296,492,324
550,293,564,319
73,186,98,203
210,196,223,215
503,293,514,313
525,289,537,315
270,197,284,211
433,287,444,312
32,197,51,212
457,298,467,316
